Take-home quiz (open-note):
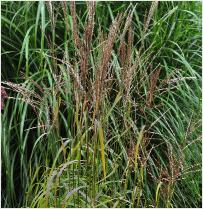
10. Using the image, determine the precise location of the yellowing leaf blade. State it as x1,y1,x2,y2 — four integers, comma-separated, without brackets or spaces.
98,122,106,178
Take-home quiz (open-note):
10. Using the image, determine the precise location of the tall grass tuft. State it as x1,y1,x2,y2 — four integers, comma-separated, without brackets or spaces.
1,1,202,208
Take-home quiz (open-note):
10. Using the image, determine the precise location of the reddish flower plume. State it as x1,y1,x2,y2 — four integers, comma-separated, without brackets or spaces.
1,86,8,110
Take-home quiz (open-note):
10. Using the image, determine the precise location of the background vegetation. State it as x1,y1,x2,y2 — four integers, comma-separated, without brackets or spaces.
1,1,202,208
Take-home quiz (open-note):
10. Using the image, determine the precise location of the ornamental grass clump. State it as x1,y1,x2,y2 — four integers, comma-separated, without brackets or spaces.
1,1,202,208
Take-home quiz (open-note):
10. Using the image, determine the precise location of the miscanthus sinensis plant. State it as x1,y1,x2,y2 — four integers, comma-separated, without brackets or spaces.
1,1,202,208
